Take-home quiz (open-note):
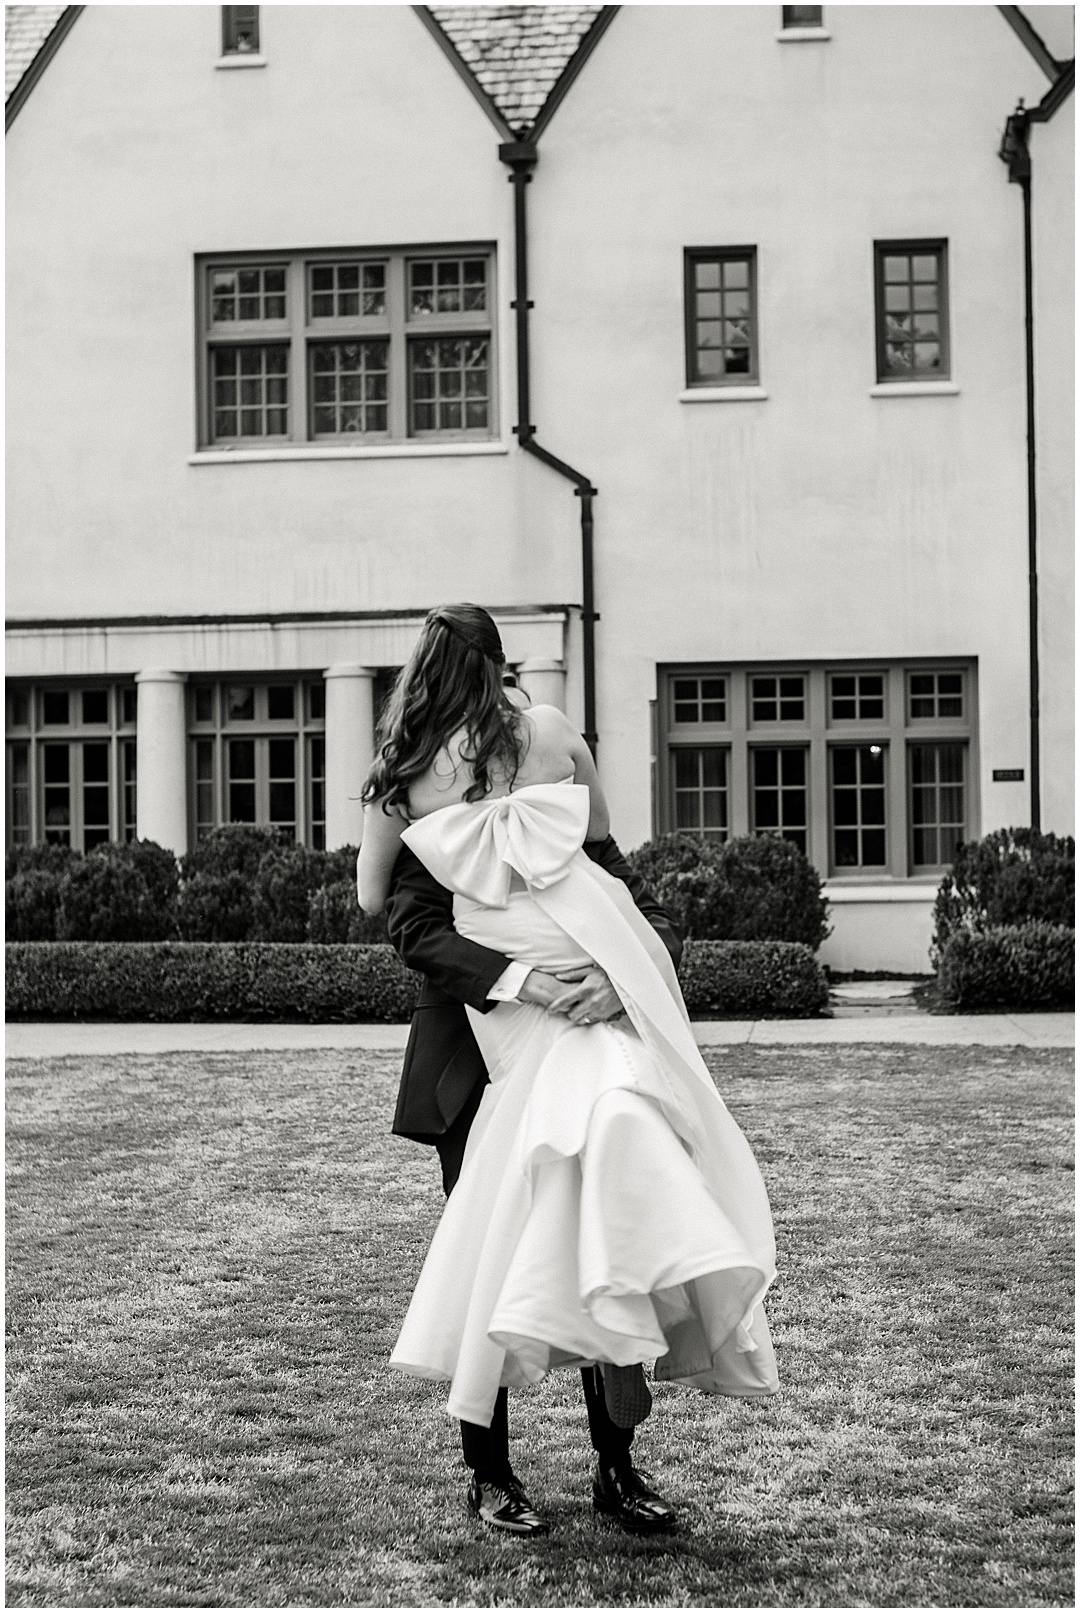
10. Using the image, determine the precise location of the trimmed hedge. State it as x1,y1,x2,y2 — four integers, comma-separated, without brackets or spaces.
932,827,1074,963
937,922,1074,1012
6,943,420,1023
6,938,827,1022
679,939,828,1018
627,834,830,950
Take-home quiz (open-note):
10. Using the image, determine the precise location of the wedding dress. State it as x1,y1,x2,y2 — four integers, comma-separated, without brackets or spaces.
389,781,779,1427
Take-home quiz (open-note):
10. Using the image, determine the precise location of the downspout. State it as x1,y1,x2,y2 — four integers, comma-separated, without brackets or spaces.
998,104,1040,829
499,140,599,756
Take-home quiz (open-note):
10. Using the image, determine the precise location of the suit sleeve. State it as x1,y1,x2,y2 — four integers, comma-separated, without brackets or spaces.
384,845,508,1013
583,835,684,971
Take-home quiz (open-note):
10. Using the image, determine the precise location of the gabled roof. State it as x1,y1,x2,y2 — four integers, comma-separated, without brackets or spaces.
6,4,67,100
423,5,608,136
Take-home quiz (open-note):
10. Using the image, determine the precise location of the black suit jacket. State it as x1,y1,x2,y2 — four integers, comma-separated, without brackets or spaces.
384,836,683,1144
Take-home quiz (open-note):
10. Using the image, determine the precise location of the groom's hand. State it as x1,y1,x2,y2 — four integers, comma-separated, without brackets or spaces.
517,969,569,1009
549,967,624,1026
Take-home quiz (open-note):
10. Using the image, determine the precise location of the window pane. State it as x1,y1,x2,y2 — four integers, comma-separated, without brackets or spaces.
228,686,255,721
194,686,214,723
43,691,69,725
410,338,489,435
122,688,138,725
267,686,294,720
82,690,108,724
909,743,965,868
222,5,260,54
782,4,823,24
307,682,326,721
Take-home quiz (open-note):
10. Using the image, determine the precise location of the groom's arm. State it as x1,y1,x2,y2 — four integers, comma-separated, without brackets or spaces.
583,835,684,971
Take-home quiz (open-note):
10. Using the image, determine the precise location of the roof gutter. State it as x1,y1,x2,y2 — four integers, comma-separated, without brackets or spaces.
5,6,83,132
997,61,1074,831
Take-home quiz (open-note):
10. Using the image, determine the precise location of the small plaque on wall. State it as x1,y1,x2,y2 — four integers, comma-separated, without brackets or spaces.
992,768,1025,781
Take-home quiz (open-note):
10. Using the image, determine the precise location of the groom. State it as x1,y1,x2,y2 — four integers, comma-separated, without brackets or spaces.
383,830,683,1538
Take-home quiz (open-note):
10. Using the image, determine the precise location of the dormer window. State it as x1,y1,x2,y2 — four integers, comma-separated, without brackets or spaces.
781,6,823,26
222,6,259,55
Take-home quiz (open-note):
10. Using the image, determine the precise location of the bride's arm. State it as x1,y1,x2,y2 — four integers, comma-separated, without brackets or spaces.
528,704,610,840
567,725,610,842
357,800,407,915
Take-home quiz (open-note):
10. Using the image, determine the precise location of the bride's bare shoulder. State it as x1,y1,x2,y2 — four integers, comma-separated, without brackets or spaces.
521,704,586,753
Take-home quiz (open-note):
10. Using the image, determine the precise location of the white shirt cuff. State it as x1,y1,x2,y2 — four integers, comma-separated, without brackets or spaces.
487,960,532,1002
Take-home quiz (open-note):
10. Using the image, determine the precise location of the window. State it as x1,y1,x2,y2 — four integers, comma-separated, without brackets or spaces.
874,241,949,382
910,743,966,870
830,672,885,722
198,247,496,449
751,674,805,724
831,745,887,868
222,6,259,54
684,249,757,386
187,678,326,846
673,676,726,725
5,682,137,850
674,748,729,838
656,661,976,877
908,669,963,720
751,748,808,853
782,5,823,25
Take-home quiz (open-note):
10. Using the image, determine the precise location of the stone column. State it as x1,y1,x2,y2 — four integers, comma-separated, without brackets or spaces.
134,668,188,854
324,664,375,850
517,657,567,713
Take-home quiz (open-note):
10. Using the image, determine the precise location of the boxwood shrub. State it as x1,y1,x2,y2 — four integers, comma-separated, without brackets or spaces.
6,942,420,1023
679,939,828,1018
6,937,827,1022
932,827,1074,963
937,921,1074,1011
627,834,830,950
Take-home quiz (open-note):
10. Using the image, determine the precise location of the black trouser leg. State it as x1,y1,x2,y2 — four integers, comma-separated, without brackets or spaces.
435,1083,511,1478
581,1366,634,1470
460,1386,511,1483
434,1078,487,1198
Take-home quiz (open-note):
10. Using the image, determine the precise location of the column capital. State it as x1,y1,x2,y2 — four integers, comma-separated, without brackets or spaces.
135,667,187,685
323,663,377,681
517,657,565,674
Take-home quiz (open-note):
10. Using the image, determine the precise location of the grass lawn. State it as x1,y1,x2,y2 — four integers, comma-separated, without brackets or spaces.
6,1044,1074,1608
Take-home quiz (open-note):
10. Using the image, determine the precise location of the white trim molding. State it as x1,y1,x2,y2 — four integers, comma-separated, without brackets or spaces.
678,386,769,404
869,382,961,398
215,55,267,69
824,882,937,904
775,28,831,41
188,442,510,466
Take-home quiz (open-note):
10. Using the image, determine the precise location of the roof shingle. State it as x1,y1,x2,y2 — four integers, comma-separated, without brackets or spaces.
5,4,67,102
426,5,605,132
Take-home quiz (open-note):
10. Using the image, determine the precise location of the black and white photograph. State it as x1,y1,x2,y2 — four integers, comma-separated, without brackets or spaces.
5,2,1074,1606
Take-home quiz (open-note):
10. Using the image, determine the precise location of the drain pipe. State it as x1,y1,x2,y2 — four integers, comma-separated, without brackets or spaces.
499,139,599,756
998,102,1041,829
997,63,1074,831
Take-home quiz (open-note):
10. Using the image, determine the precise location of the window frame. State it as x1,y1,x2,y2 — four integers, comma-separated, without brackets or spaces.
683,247,759,389
655,659,977,880
186,676,327,847
781,5,823,26
908,740,968,873
873,238,950,385
5,680,138,851
195,244,498,452
221,6,260,55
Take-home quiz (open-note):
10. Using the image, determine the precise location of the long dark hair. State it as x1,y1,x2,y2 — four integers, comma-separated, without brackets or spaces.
362,604,525,811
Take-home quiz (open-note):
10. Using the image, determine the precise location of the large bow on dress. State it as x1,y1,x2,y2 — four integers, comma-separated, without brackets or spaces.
401,782,591,908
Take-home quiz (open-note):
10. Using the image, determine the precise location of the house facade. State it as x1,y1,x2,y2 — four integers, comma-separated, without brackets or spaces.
6,3,1074,971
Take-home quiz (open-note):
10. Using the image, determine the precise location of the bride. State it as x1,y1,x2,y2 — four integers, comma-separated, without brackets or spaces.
358,603,778,1530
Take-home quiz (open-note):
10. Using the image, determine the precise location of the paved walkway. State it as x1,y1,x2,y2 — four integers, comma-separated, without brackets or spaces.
5,1013,1073,1059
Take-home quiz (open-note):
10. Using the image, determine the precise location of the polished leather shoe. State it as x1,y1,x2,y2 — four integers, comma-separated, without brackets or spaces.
467,1472,551,1536
593,1461,677,1535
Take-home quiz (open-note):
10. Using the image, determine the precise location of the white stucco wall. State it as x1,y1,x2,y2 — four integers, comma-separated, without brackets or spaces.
527,4,1055,853
1030,93,1075,835
5,4,569,621
6,6,1072,962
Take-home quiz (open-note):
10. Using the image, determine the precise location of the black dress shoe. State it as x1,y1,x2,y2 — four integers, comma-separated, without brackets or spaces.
467,1471,551,1536
593,1461,677,1535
